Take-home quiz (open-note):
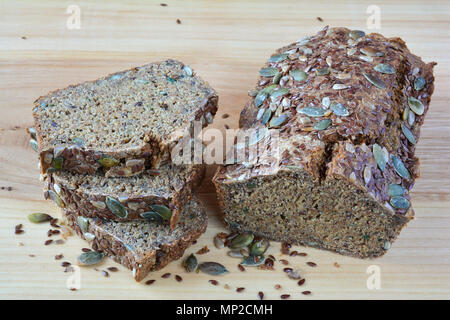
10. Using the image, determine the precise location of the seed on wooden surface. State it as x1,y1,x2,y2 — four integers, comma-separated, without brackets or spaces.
145,279,156,285
298,279,306,286
209,279,219,286
101,270,109,277
281,294,291,299
281,242,291,254
28,213,52,223
160,3,167,6
107,267,119,272
238,264,246,272
317,17,323,22
176,19,181,24
175,275,183,282
258,291,264,300
280,259,289,265
183,253,198,272
77,251,103,266
307,262,317,267
283,267,293,273
302,291,312,295
55,239,65,245
161,272,171,278
224,284,230,290
196,246,210,255
55,254,64,260
236,287,245,293
275,284,282,290
61,261,71,267
334,262,340,268
44,239,53,245
82,248,92,252
199,262,229,275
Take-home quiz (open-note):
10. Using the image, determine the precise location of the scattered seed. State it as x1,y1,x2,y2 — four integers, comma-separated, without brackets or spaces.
214,235,225,249
317,17,323,22
298,279,306,286
183,253,198,272
238,264,246,272
209,279,219,286
55,254,64,260
145,279,156,285
29,254,35,257
224,284,230,290
61,261,71,267
196,246,210,255
199,262,228,275
161,272,171,278
280,259,289,265
81,248,92,252
44,239,53,245
77,251,103,266
258,291,264,300
175,275,182,282
101,270,109,277
236,287,245,293
249,239,270,256
302,291,312,295
222,113,230,119
307,262,317,267
281,294,291,299
229,233,254,249
160,3,167,6
107,267,119,272
176,19,181,24
275,284,282,290
28,213,52,223
55,239,65,245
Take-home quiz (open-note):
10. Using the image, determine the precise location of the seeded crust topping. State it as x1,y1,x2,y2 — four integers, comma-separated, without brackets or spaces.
33,59,218,175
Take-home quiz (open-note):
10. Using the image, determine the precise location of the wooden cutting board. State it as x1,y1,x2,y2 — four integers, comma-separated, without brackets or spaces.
0,0,449,300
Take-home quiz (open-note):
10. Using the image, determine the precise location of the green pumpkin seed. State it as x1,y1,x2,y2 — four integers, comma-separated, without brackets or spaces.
374,63,395,74
314,119,332,130
402,107,409,121
77,251,103,266
298,106,326,117
259,67,279,77
269,114,288,128
289,69,307,81
28,213,52,223
77,216,89,233
330,102,349,116
272,72,282,84
391,155,411,180
414,77,426,91
98,156,119,168
390,196,410,209
316,68,329,76
229,233,254,249
199,262,229,275
401,123,416,145
261,84,277,94
150,204,172,220
363,72,386,89
183,253,198,272
349,30,365,40
388,184,405,197
241,255,266,266
140,211,164,223
249,239,270,256
254,91,268,107
360,47,384,57
270,87,289,99
50,156,63,171
373,144,387,172
30,139,38,152
408,97,424,115
268,54,288,63
48,190,65,208
261,108,272,125
105,197,128,218
183,65,193,76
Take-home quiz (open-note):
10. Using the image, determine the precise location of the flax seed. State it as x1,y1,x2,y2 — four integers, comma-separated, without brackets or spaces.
145,279,156,285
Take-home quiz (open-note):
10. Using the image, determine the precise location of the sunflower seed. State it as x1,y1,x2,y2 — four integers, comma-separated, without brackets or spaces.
214,236,225,249
150,204,172,220
289,69,307,81
298,106,326,117
105,197,128,218
241,255,265,266
314,119,332,130
28,213,52,223
374,63,395,74
183,253,198,272
249,239,270,256
390,196,410,209
269,114,288,128
388,184,405,197
229,233,254,249
98,156,119,168
332,83,348,90
408,97,425,115
363,73,386,89
360,46,384,57
373,144,387,172
77,216,89,233
259,67,278,77
48,190,64,208
199,262,228,275
270,88,289,99
268,54,288,63
401,123,416,145
77,251,103,266
349,30,365,40
316,68,329,76
140,211,164,223
30,139,38,152
391,155,411,180
414,77,426,91
330,102,349,116
261,108,272,125
254,91,268,107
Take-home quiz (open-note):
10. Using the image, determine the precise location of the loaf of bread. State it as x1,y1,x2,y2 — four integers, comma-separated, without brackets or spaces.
33,59,218,177
45,164,204,229
214,27,436,258
63,196,207,282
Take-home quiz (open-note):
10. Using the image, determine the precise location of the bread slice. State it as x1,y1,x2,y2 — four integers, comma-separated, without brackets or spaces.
33,59,218,177
45,164,205,229
63,196,207,282
214,27,436,258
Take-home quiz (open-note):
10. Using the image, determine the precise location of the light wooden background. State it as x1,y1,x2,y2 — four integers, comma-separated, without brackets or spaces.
0,0,449,300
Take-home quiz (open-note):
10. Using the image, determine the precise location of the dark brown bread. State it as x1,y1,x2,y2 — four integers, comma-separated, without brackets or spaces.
45,164,205,229
214,27,436,258
64,196,207,282
33,59,218,177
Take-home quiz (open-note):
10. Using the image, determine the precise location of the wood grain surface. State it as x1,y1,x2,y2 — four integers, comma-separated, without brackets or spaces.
0,0,449,300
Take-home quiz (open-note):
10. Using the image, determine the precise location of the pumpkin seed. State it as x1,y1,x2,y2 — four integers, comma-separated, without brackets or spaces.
363,73,386,89
268,54,288,62
105,197,128,218
199,262,228,275
140,211,164,223
391,155,411,180
401,123,416,145
77,216,89,233
259,67,278,77
77,251,103,266
272,72,282,84
183,253,198,272
28,213,52,223
402,107,409,121
261,108,272,125
228,249,244,258
30,139,38,152
269,114,288,128
289,69,307,81
241,255,266,266
270,87,289,99
330,102,349,116
414,77,426,91
51,156,63,170
229,233,254,249
349,30,365,40
316,68,329,76
408,97,424,115
214,236,225,249
374,63,395,74
298,106,326,117
314,119,332,130
150,204,172,220
373,144,387,172
408,108,415,126
360,47,384,57
261,84,277,94
183,65,193,76
322,97,331,108
388,184,405,197
249,239,270,256
254,91,268,107
48,190,65,208
98,155,119,168
390,196,410,209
